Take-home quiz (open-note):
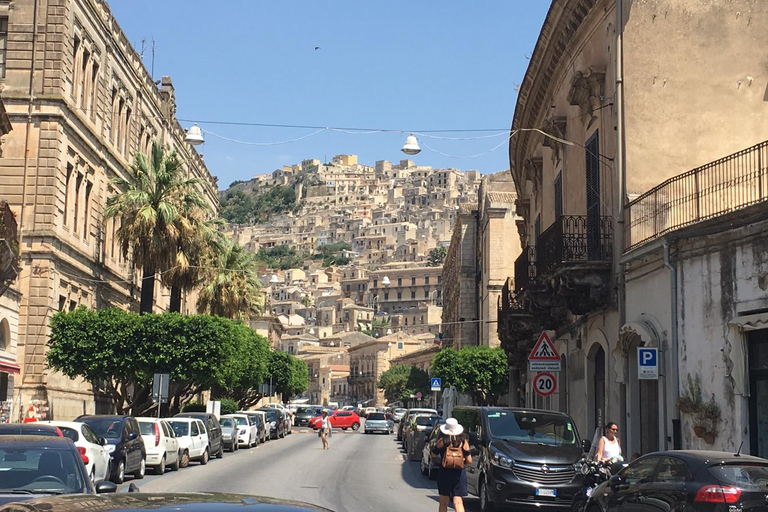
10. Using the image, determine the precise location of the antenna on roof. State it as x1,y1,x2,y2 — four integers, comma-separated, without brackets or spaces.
735,441,743,457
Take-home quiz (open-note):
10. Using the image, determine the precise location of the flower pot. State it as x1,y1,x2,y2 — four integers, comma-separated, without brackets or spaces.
703,432,716,444
693,426,706,438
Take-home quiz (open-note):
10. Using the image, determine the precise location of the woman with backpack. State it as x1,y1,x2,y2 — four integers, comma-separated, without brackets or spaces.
432,418,472,512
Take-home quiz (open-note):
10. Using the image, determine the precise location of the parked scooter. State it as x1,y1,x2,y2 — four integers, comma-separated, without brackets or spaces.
572,458,614,512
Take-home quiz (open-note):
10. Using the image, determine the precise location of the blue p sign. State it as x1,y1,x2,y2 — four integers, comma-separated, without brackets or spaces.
637,348,658,380
639,348,656,366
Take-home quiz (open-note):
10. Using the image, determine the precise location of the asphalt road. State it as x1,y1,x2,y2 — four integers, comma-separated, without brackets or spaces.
116,427,480,512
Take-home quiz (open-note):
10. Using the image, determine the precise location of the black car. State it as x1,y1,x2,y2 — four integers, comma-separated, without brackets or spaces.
257,408,286,439
294,406,322,427
0,492,333,512
452,406,589,512
588,450,768,512
0,435,116,506
173,413,224,458
0,424,63,437
75,415,146,485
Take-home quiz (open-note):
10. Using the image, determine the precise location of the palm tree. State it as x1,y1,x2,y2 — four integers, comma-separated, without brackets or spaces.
196,241,264,320
104,141,206,314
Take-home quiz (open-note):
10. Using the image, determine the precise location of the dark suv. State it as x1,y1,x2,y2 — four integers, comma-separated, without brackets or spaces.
257,408,286,439
174,412,224,458
452,406,589,512
75,415,146,484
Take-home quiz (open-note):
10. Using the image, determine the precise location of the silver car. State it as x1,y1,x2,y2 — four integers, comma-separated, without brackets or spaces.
364,412,392,434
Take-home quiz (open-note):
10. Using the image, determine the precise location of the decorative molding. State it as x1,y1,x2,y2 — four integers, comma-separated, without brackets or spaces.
567,67,606,128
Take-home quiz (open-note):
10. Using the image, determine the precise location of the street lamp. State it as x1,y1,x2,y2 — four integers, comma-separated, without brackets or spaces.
401,134,421,155
269,274,279,284
185,123,204,146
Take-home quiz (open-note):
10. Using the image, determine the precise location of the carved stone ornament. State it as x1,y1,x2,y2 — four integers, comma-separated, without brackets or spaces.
541,116,567,164
524,157,543,198
567,67,606,128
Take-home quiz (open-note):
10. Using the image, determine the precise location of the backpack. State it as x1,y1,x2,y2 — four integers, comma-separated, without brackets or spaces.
442,437,465,469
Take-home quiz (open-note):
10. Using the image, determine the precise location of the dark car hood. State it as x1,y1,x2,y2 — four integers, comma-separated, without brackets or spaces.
491,439,583,465
0,493,68,507
0,493,333,512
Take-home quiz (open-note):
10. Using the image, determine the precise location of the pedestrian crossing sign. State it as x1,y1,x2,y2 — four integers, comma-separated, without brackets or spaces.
430,378,441,391
528,332,561,372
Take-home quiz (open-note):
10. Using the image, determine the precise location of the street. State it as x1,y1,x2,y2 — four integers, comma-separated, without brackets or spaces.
116,428,468,512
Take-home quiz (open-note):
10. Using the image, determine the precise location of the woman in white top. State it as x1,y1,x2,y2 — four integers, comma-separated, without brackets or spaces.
319,410,331,450
596,422,622,462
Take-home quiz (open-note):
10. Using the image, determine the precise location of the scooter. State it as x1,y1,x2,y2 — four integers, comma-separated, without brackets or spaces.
571,458,613,512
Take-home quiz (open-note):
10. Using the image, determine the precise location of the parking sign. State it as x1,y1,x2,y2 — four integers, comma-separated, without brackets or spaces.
638,348,658,380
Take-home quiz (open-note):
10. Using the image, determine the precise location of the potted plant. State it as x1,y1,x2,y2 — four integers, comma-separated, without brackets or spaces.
699,397,721,444
676,374,702,415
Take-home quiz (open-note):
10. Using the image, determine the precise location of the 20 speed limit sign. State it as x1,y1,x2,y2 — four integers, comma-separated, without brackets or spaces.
534,372,557,396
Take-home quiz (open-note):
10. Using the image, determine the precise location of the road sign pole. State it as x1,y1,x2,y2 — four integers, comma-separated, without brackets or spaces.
157,374,163,419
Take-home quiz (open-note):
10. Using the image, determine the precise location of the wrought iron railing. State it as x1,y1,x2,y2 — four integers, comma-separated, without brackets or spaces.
514,246,537,293
625,141,768,251
536,215,613,275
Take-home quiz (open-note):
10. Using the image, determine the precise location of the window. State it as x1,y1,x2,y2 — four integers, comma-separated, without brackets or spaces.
622,457,661,485
411,277,416,285
554,171,563,219
0,18,7,78
190,422,199,436
384,292,389,300
69,300,77,311
424,290,429,299
438,275,442,284
397,292,402,299
373,279,378,288
656,457,690,483
63,164,73,227
397,341,404,350
534,214,541,242
58,296,66,311
82,181,92,238
397,277,402,286
411,291,416,299
425,276,430,285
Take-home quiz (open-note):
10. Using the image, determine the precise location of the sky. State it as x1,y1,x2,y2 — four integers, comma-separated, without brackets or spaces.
108,1,551,189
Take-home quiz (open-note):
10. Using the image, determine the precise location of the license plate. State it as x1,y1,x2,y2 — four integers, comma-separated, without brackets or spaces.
536,489,557,498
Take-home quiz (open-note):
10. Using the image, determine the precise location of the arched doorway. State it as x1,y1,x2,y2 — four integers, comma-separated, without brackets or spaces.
593,346,606,433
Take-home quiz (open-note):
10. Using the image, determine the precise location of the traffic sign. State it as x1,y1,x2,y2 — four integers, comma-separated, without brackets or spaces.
638,347,658,380
533,372,557,396
430,377,442,391
152,373,169,404
528,332,561,372
416,392,423,399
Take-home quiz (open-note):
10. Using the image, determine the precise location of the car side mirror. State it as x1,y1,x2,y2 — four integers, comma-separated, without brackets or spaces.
609,474,628,491
95,481,118,493
99,437,107,446
127,432,138,441
582,439,591,452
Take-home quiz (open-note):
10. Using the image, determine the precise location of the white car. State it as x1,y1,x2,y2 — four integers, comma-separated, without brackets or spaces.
136,417,181,475
221,414,258,448
39,420,111,484
167,417,210,467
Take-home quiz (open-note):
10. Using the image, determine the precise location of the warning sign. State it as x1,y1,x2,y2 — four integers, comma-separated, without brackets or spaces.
528,332,561,372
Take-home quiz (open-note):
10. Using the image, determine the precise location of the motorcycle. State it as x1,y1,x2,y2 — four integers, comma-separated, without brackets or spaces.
572,458,613,512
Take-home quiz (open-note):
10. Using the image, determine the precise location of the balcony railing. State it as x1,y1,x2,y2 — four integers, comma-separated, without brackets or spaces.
536,215,613,275
625,140,768,251
514,246,537,293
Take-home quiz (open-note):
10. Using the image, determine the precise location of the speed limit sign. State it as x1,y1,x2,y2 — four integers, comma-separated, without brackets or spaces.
534,372,557,396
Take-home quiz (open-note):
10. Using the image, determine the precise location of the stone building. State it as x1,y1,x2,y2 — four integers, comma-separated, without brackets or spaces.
501,0,768,455
0,0,217,419
366,266,442,314
441,204,478,349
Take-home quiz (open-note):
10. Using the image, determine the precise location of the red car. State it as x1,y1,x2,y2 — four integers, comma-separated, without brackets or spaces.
308,411,361,431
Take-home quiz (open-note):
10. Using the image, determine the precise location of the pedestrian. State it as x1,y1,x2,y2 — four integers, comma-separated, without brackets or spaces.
432,417,471,512
319,409,331,450
596,422,622,462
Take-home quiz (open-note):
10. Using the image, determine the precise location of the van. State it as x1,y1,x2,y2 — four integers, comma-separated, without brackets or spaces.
452,406,589,511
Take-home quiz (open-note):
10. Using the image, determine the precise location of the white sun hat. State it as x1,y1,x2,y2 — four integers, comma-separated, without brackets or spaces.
439,417,464,436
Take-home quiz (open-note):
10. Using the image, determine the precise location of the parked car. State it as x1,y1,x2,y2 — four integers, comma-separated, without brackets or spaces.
0,435,116,505
400,412,434,449
392,408,408,423
363,407,377,417
238,411,268,444
452,406,588,512
263,403,293,428
39,420,111,484
0,424,63,437
420,418,447,480
308,410,361,431
75,415,146,485
397,408,437,441
257,408,286,439
217,417,239,452
589,450,768,512
167,417,211,467
294,406,323,427
220,414,258,448
173,413,224,459
135,418,180,475
405,415,441,461
363,412,391,435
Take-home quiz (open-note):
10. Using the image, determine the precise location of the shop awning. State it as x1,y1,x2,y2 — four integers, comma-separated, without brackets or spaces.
0,360,20,374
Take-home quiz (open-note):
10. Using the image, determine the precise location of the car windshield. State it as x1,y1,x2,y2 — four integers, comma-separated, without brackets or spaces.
168,421,190,437
367,413,386,421
138,422,155,436
416,416,438,426
232,417,248,426
486,411,578,446
710,463,768,488
219,418,235,428
78,418,123,438
0,447,86,493
297,407,314,414
395,409,407,414
260,410,278,421
58,427,79,442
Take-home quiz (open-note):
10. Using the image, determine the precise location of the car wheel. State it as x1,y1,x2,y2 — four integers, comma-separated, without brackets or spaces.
573,498,588,512
111,459,125,484
342,427,348,431
217,443,224,458
279,429,285,439
134,457,146,479
244,435,252,449
200,448,209,465
170,451,180,471
155,455,165,475
479,477,497,512
180,450,190,468
351,422,360,431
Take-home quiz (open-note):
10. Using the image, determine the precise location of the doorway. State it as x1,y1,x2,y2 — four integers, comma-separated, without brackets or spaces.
748,329,768,458
593,346,606,432
628,346,659,455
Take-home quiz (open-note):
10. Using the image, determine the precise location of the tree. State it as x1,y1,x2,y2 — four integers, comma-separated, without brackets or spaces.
431,346,508,405
105,141,206,313
219,189,256,224
267,351,308,400
378,365,431,403
197,241,264,320
216,322,270,409
427,246,448,267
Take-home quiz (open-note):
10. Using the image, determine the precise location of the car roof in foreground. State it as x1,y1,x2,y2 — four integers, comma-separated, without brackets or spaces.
0,434,73,447
649,450,768,465
0,493,334,512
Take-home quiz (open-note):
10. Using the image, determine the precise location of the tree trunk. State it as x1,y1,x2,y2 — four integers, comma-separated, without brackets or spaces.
140,265,156,314
170,285,182,313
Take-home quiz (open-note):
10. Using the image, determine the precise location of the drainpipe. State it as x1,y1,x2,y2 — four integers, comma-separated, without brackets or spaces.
662,239,680,449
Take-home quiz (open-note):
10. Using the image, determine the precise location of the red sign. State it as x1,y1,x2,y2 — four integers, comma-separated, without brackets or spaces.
529,332,560,360
533,372,557,396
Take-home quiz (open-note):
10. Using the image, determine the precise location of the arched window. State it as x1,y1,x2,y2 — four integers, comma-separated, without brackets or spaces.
0,318,8,351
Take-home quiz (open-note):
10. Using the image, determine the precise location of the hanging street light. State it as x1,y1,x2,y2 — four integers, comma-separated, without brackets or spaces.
401,133,421,155
185,123,204,146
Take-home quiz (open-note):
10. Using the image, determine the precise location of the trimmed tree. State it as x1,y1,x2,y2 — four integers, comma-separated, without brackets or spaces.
267,351,309,401
431,346,508,405
378,365,431,403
